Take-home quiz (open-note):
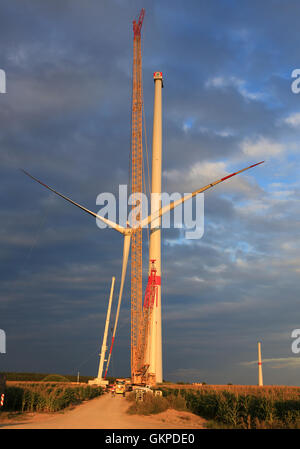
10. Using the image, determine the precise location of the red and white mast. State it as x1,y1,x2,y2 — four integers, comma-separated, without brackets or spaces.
258,341,263,386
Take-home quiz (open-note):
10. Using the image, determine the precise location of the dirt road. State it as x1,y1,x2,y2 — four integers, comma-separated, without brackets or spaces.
0,393,206,429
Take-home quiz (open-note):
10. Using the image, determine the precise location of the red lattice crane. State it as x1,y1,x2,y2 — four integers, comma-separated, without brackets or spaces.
131,8,145,382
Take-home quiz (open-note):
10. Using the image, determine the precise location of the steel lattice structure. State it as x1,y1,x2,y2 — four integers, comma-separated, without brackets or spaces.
131,9,145,381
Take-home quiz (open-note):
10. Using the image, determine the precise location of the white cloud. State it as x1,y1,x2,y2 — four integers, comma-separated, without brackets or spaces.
205,76,263,100
163,160,261,198
241,137,285,158
241,357,300,369
284,112,300,128
205,76,228,88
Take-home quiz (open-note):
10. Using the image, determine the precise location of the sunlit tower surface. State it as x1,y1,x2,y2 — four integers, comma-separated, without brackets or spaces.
148,71,163,383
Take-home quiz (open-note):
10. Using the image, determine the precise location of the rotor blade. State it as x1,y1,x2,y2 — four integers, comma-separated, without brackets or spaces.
141,160,264,228
21,169,127,235
97,276,115,380
104,233,131,378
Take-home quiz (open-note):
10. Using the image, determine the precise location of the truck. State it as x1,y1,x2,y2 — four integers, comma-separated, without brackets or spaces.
115,378,126,396
132,383,152,392
124,378,133,392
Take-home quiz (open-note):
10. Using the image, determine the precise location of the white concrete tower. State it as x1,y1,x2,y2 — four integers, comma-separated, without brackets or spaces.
258,341,263,386
149,71,163,383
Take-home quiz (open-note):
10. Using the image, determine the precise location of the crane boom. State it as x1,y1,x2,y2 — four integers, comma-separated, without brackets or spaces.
131,8,144,381
133,8,145,37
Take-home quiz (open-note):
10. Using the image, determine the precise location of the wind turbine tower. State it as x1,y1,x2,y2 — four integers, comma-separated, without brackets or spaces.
258,341,263,386
148,71,163,383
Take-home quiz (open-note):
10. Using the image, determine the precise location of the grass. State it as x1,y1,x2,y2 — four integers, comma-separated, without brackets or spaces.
160,385,300,429
1,382,103,413
41,374,70,382
126,391,187,415
1,372,116,384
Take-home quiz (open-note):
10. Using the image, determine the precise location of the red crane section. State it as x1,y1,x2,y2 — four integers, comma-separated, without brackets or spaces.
131,8,145,383
133,8,145,38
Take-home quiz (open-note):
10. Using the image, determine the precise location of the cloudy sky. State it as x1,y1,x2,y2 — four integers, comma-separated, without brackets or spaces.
1,0,300,385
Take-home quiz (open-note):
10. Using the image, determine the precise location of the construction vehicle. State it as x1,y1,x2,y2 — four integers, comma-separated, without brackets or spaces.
132,384,153,393
124,378,133,392
115,378,126,396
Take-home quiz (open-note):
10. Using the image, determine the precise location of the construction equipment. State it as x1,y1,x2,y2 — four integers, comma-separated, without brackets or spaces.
125,378,133,391
103,233,131,379
134,259,159,384
88,276,115,387
130,11,161,387
130,8,145,384
115,378,126,396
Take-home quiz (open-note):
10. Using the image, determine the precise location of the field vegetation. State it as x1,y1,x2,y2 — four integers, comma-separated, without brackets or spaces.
126,385,300,428
1,382,103,413
1,372,116,383
161,385,300,429
126,391,187,415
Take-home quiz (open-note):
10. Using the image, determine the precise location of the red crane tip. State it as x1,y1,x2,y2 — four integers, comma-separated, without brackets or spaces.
251,160,265,168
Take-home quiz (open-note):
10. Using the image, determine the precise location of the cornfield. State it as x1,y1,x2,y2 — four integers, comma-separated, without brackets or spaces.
2,382,103,413
161,385,300,428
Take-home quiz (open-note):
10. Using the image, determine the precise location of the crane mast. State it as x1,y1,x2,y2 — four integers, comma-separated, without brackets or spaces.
131,8,145,382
